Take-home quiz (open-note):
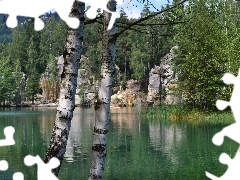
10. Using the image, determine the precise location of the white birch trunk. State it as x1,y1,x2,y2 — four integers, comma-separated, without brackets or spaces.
88,0,117,179
44,1,85,176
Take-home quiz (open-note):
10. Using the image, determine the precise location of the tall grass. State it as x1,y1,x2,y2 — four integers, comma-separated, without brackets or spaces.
142,104,234,125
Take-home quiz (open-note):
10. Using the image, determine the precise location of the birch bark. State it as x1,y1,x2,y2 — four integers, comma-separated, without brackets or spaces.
44,1,85,176
88,0,117,179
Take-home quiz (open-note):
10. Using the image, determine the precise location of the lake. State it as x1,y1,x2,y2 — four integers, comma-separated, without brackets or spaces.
0,107,237,180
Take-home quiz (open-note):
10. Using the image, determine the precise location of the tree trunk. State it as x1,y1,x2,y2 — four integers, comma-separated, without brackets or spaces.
31,95,34,104
88,1,117,179
44,1,84,176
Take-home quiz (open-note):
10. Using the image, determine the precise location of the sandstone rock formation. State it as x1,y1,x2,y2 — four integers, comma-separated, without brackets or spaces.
146,66,161,105
111,79,145,106
146,46,180,105
60,55,98,106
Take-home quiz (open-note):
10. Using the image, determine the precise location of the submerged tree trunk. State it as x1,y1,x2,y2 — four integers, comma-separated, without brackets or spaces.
88,1,117,179
44,1,85,176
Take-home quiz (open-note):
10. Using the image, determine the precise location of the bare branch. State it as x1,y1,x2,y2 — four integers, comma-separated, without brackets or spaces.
114,0,187,40
85,15,102,25
116,24,151,34
116,24,173,37
117,20,187,26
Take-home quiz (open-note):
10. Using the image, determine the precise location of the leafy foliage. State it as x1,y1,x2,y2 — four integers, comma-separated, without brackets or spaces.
0,1,239,110
0,13,68,105
173,0,240,110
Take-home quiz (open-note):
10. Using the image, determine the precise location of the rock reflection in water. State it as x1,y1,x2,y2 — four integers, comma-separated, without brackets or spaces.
110,106,141,133
0,107,237,179
149,120,185,165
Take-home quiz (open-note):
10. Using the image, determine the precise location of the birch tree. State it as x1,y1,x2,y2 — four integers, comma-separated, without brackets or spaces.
44,1,85,176
88,0,117,179
88,1,187,179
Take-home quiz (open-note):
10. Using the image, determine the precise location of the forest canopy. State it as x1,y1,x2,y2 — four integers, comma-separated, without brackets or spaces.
0,0,239,110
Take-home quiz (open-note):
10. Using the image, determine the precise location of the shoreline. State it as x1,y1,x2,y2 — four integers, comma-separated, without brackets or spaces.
0,103,87,108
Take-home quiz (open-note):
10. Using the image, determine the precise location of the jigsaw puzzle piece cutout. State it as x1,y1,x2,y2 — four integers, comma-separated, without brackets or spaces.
33,18,45,31
217,71,240,121
0,0,53,30
24,155,60,180
81,0,122,30
221,73,236,85
212,123,240,146
0,160,24,179
216,100,229,111
0,160,8,171
213,71,240,146
7,15,44,31
206,148,240,179
7,13,44,31
0,0,80,31
6,15,18,29
0,126,15,146
226,71,240,121
12,172,24,180
0,0,123,30
54,0,80,29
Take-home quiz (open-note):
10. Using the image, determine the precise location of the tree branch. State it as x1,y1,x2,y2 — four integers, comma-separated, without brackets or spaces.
84,15,102,25
116,24,173,37
117,20,187,26
116,24,151,34
135,0,161,11
113,0,187,40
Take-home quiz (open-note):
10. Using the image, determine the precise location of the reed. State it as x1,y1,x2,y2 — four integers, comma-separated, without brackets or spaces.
142,105,234,125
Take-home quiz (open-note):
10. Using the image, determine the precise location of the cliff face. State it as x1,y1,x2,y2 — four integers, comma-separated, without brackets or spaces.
111,79,146,106
40,47,181,106
146,66,161,105
147,46,181,105
110,47,181,107
160,51,179,105
59,55,98,106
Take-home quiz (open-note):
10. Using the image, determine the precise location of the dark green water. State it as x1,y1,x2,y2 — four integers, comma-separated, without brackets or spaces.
0,107,238,180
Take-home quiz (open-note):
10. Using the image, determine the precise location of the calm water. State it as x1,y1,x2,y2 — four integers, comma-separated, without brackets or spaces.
0,107,238,180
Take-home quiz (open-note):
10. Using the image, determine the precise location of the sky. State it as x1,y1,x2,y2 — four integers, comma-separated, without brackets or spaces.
117,0,172,19
49,0,172,19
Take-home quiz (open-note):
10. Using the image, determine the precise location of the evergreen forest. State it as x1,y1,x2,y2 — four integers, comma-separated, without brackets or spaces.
0,0,239,111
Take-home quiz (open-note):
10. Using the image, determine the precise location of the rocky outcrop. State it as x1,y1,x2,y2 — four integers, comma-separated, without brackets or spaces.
111,79,145,106
76,55,98,106
146,46,180,105
161,46,180,104
39,56,60,102
39,47,181,107
146,66,161,105
57,55,98,106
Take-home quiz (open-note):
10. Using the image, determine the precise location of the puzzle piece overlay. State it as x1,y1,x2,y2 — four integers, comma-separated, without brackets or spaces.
0,126,60,179
24,155,60,180
81,0,122,30
0,126,15,146
0,0,121,179
206,69,240,179
0,0,122,31
0,126,24,180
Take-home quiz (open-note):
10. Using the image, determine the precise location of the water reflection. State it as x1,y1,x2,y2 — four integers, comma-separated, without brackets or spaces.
149,121,185,166
110,107,141,133
0,107,237,180
65,108,84,162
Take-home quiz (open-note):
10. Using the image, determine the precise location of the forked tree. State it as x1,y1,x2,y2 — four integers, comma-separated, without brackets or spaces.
88,0,187,179
44,0,187,177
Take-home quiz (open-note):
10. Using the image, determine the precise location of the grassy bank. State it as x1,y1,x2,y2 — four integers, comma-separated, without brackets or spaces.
141,105,234,125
